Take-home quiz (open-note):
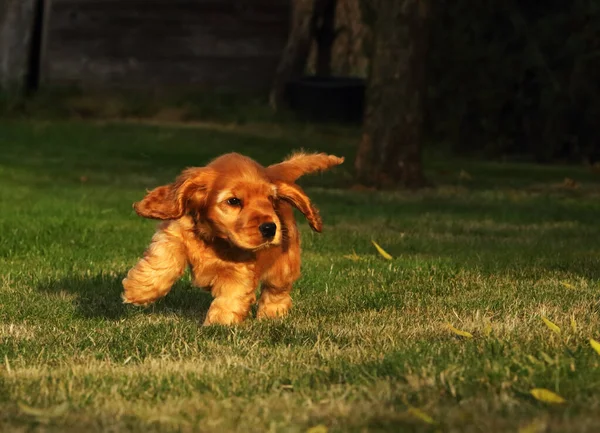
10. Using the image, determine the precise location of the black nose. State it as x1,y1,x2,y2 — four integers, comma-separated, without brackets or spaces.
259,222,277,239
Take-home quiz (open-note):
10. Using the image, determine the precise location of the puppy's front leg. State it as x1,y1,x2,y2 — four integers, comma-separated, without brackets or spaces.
257,245,300,320
122,223,187,306
204,278,256,326
257,283,293,320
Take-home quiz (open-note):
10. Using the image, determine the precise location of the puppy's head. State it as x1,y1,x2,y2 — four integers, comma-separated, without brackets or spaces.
202,155,283,250
133,152,343,251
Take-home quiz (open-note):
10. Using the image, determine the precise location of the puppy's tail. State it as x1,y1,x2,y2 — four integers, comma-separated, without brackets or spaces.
266,152,344,183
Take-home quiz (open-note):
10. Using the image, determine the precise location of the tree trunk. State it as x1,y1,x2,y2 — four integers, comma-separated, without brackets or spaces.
315,0,337,77
269,0,319,111
0,0,36,92
355,0,430,189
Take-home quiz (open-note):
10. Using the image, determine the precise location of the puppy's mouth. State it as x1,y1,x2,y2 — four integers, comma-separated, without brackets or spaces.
226,232,281,251
236,238,280,252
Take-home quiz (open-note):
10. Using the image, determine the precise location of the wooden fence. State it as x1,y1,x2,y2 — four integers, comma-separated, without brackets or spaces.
1,0,290,92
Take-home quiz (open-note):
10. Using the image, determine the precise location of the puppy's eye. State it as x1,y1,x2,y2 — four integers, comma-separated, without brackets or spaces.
226,197,242,206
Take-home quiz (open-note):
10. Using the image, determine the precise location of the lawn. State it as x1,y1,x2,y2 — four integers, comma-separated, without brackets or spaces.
1,119,599,433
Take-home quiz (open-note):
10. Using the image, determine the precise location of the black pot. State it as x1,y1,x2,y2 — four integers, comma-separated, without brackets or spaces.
285,76,366,124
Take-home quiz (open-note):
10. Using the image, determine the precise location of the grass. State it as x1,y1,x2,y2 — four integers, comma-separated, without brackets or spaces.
0,88,294,125
1,118,600,433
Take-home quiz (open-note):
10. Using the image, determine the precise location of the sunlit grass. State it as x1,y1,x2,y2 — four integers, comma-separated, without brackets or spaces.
1,120,600,432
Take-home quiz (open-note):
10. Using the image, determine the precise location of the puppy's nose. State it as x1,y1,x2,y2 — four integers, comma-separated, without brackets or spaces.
259,222,277,239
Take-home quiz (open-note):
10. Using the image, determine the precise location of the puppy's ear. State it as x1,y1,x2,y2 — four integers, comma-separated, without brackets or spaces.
275,181,323,232
266,152,344,183
134,168,214,220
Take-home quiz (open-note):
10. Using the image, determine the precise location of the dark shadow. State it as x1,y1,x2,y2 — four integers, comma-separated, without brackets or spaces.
36,272,213,322
25,0,46,93
285,76,366,124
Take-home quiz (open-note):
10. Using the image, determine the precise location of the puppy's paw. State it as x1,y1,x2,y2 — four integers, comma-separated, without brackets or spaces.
121,278,163,307
121,292,154,307
256,301,291,320
203,308,244,326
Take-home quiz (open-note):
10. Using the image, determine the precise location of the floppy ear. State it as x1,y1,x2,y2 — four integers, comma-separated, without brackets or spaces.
133,168,213,220
266,152,344,183
275,181,323,232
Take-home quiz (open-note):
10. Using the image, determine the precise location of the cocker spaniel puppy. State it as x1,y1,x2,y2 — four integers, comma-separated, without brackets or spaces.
122,152,344,325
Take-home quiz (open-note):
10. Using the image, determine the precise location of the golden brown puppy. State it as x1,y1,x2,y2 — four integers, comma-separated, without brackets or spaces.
122,152,344,325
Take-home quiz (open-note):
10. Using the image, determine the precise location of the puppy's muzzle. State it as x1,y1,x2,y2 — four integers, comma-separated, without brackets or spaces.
259,222,277,239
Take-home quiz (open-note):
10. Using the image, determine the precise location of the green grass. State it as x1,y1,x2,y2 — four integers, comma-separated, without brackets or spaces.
1,119,600,433
0,88,296,125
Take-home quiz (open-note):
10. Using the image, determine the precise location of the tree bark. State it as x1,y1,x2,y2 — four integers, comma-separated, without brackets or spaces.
355,0,430,189
0,0,36,92
269,0,319,111
314,0,337,77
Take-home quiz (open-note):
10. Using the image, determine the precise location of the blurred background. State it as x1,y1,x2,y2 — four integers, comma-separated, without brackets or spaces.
1,0,599,185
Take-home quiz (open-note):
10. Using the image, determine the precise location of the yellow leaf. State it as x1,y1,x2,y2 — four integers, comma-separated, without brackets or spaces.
562,177,579,189
539,352,555,365
306,425,328,433
446,323,473,339
146,414,191,426
371,240,393,260
407,407,436,424
541,316,561,335
18,402,69,419
560,281,576,290
518,419,548,433
530,388,566,404
483,321,492,337
570,316,577,333
590,338,600,356
342,250,362,262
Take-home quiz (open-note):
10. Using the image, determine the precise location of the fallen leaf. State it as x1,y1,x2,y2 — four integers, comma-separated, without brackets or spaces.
570,316,577,333
518,419,548,433
446,323,473,338
18,402,69,420
590,338,600,356
483,321,493,337
342,250,363,262
459,170,472,180
539,352,555,365
407,407,436,424
371,241,393,260
562,177,579,189
560,281,576,290
147,414,191,426
530,388,566,404
541,316,561,335
306,425,328,433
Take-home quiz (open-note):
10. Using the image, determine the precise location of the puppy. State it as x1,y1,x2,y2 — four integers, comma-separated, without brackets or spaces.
122,152,344,325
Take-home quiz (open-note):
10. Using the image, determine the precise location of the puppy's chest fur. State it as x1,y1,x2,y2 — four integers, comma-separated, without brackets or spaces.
170,217,284,291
